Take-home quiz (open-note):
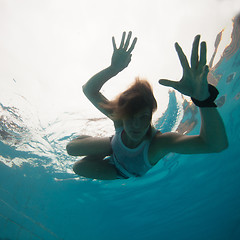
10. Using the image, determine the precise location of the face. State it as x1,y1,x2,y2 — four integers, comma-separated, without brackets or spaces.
122,107,152,142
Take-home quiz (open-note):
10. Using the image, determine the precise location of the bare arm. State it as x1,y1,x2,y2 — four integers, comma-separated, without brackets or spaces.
66,32,137,157
198,107,228,152
83,31,137,121
66,136,112,156
153,35,228,160
82,66,119,119
154,107,228,156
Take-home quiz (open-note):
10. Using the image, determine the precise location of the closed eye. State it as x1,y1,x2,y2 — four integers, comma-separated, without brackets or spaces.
141,115,151,121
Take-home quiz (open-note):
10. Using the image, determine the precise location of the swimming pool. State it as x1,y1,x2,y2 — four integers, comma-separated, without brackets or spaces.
1,16,240,240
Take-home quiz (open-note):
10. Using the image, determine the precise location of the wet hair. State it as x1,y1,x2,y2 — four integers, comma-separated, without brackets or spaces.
100,77,157,120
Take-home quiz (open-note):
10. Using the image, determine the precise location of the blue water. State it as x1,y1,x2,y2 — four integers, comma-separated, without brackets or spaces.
1,24,240,240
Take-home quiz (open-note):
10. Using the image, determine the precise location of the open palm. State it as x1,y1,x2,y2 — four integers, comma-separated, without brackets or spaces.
110,31,137,73
159,35,210,101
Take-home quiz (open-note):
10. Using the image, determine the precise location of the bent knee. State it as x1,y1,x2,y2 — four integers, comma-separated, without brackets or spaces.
72,157,103,176
72,157,118,180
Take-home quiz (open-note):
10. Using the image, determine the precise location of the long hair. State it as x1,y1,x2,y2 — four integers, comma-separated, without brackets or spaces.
101,77,157,120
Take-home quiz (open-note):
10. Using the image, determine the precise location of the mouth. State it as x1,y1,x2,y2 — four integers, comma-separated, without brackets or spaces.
131,131,141,135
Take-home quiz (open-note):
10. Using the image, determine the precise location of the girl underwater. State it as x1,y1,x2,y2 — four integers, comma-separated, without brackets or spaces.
66,31,228,180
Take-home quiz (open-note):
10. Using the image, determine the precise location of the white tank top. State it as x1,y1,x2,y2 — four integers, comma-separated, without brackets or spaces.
111,127,158,178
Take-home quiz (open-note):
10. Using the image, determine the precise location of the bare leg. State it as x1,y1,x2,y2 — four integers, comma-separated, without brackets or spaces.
73,155,118,180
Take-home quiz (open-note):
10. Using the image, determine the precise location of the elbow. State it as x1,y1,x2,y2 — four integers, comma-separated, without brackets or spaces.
66,135,91,156
66,143,74,156
82,84,87,92
218,135,229,152
82,84,93,97
66,143,80,156
82,84,99,98
211,139,229,153
82,84,88,96
218,140,229,152
82,85,92,99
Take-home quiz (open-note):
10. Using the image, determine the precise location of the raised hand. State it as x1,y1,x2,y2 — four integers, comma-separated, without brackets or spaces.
110,31,137,73
159,35,210,101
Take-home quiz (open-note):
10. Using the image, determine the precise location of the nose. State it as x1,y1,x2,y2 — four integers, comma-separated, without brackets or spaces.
132,117,141,129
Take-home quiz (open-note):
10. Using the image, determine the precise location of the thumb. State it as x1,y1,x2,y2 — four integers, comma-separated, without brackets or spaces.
158,79,178,89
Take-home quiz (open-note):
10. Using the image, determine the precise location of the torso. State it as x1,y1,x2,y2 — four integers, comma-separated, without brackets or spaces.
114,120,167,167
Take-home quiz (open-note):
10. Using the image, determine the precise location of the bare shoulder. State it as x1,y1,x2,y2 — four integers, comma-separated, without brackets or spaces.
113,119,123,129
149,129,215,164
148,131,183,165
